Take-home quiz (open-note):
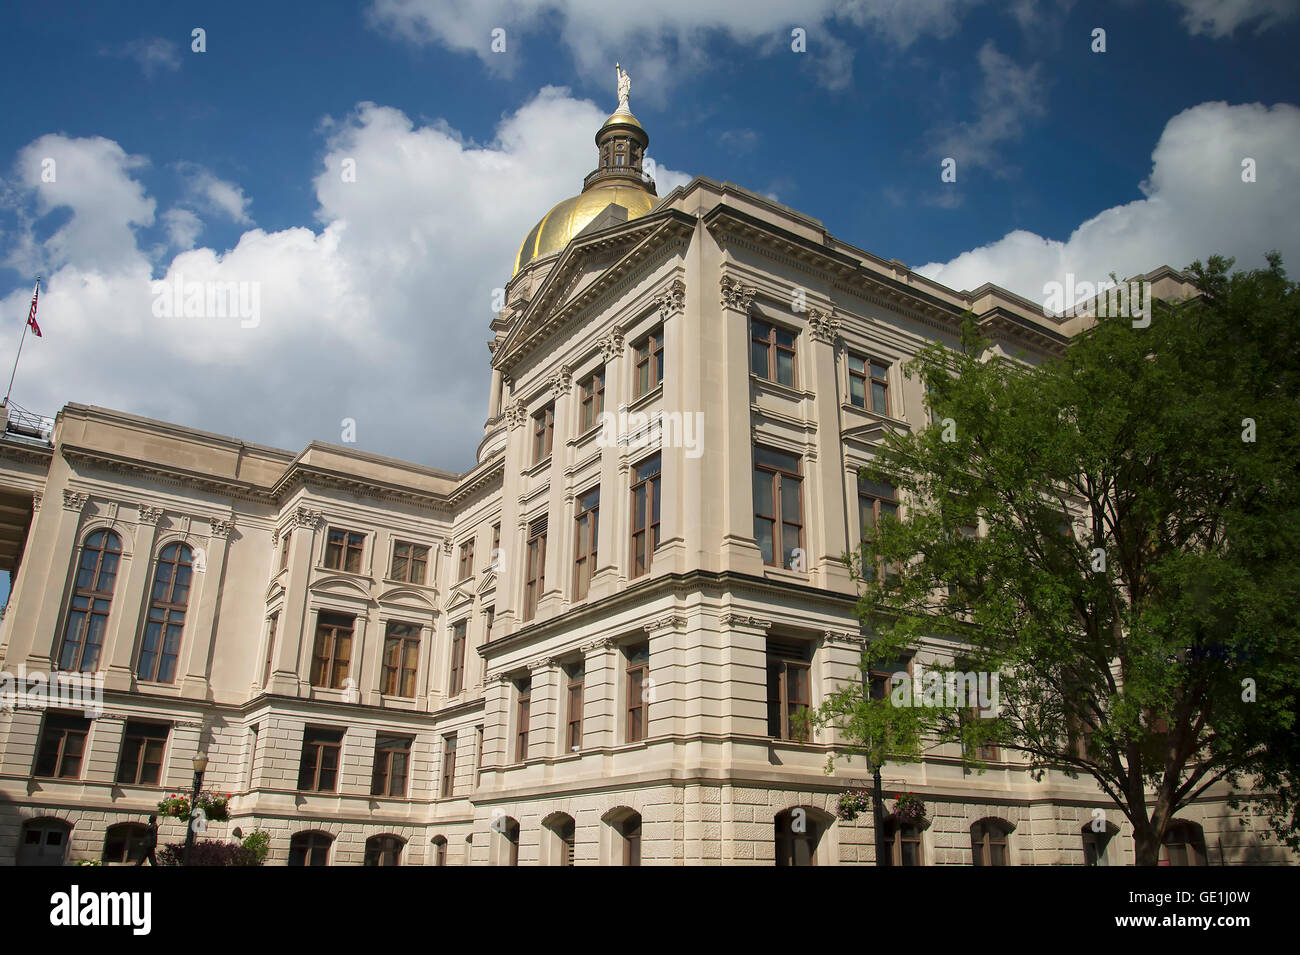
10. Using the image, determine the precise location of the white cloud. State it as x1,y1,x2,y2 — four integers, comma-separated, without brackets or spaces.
162,207,203,249
112,37,181,77
931,42,1047,172
0,89,688,470
177,164,254,225
916,101,1300,305
1173,0,1299,37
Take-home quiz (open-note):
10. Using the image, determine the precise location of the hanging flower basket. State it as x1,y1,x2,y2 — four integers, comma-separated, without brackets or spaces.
835,789,873,821
157,791,231,823
890,792,927,826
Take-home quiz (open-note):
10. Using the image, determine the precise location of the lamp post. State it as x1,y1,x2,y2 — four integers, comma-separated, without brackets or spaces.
871,761,887,866
181,753,208,867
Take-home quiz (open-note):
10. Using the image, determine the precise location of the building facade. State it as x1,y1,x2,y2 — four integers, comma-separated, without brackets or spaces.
0,91,1288,866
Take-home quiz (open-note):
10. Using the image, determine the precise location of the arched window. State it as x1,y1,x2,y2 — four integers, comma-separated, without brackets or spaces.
544,812,576,866
774,808,824,866
431,836,448,866
137,543,193,683
18,818,71,866
1082,819,1119,866
1161,821,1207,866
102,823,152,864
496,816,521,866
971,818,1014,866
364,834,406,866
57,530,122,672
881,818,924,866
288,830,333,866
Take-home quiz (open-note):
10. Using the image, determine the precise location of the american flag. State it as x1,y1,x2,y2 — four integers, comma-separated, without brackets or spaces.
26,277,41,337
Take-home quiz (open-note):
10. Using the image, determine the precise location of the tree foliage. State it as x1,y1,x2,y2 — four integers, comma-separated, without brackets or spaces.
811,254,1300,865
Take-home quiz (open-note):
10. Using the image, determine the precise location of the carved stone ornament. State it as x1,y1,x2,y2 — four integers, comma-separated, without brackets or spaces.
806,307,841,345
442,540,454,556
527,657,557,672
599,329,625,362
32,491,42,511
62,490,88,512
655,278,686,320
549,365,573,400
644,613,687,635
824,630,868,647
579,636,619,655
293,506,322,529
719,612,772,631
137,504,163,525
720,276,756,312
209,517,236,539
505,400,528,430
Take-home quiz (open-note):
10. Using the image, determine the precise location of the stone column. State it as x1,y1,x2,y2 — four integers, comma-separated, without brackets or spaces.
650,279,688,575
590,329,625,600
269,506,321,696
717,276,766,574
538,365,572,619
719,611,772,738
644,612,687,739
527,657,560,757
807,308,854,589
580,637,619,749
23,490,90,669
179,517,235,697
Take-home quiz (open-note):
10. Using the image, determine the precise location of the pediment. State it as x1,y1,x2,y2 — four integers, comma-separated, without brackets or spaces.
377,585,438,612
308,573,376,604
265,578,286,604
842,415,912,448
444,583,476,612
475,570,497,597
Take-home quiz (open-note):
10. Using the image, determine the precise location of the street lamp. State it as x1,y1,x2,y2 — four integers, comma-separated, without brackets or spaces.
181,753,208,867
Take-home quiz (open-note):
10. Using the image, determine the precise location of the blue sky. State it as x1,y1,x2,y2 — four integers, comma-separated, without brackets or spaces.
0,0,1297,485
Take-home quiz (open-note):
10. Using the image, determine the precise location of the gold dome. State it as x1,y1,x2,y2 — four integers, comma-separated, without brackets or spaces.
600,106,643,131
512,184,657,275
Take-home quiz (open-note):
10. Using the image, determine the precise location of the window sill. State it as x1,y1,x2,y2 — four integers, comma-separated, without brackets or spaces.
522,456,552,477
751,375,812,403
626,385,663,413
840,402,912,433
381,576,433,590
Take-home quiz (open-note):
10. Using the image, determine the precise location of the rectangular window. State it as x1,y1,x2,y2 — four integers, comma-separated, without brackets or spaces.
858,474,899,580
849,356,888,412
279,531,291,572
324,528,365,573
625,644,649,743
485,606,495,641
371,735,411,797
491,524,501,569
381,621,420,697
580,368,606,433
633,328,664,399
961,708,1001,762
767,643,811,741
458,539,475,580
390,541,429,584
115,721,169,785
310,612,354,689
524,518,547,621
474,724,484,786
753,446,803,568
533,404,555,464
751,320,796,387
630,455,661,578
573,486,600,600
34,714,89,778
441,733,458,797
448,620,467,696
515,678,532,762
298,727,344,792
262,613,278,687
566,662,585,753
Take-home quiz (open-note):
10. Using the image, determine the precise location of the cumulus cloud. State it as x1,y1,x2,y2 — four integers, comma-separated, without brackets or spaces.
176,164,254,225
161,207,203,250
0,89,687,470
916,101,1300,305
1172,0,1299,37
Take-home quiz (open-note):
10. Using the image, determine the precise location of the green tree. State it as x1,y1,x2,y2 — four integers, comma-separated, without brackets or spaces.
811,254,1300,866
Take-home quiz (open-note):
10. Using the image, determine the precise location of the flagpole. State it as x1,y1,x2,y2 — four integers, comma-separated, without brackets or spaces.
5,275,38,406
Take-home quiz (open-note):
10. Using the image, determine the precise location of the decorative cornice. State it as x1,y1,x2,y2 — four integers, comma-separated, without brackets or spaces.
720,275,756,312
719,612,772,631
599,329,625,362
62,490,87,512
655,278,686,320
137,504,163,526
807,307,841,345
293,506,322,529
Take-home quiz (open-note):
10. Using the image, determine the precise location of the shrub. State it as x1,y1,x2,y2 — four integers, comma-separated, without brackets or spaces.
241,829,271,865
157,839,262,866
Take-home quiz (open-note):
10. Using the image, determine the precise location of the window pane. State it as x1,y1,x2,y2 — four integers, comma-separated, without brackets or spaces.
776,350,794,386
780,476,800,521
872,381,888,414
754,519,774,564
750,341,768,377
753,471,773,515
